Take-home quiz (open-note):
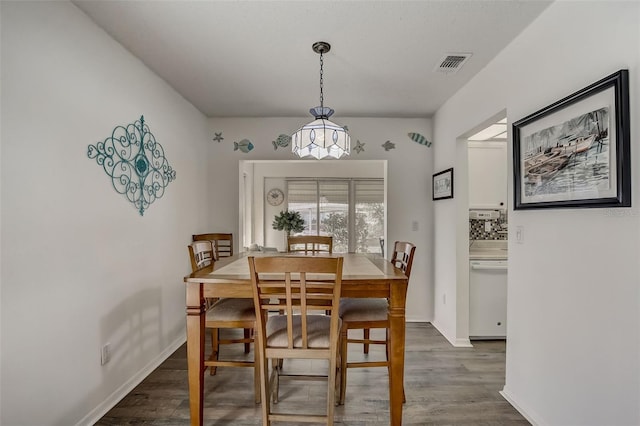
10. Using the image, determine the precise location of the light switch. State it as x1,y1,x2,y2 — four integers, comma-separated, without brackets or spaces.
516,225,524,244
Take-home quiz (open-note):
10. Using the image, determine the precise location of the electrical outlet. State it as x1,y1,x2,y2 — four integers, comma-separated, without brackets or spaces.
412,221,419,231
101,343,111,365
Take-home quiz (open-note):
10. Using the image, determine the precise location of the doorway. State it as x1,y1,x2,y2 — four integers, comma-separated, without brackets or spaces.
238,160,387,252
455,111,508,344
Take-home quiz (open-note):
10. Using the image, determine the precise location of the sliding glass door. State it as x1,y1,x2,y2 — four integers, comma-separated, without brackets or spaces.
286,178,383,253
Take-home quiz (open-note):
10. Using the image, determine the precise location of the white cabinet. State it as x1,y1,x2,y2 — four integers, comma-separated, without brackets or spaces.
468,141,507,209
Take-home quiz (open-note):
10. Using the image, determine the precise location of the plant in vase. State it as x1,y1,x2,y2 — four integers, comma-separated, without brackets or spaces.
272,210,305,248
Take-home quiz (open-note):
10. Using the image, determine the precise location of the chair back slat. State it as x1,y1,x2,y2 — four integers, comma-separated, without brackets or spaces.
249,255,343,352
193,233,233,258
188,240,215,272
391,241,416,279
287,235,333,254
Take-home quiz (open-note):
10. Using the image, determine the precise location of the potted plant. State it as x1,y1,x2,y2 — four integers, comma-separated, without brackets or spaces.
272,210,305,240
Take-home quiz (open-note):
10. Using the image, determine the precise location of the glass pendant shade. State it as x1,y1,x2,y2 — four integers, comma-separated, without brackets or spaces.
292,42,350,159
292,107,350,159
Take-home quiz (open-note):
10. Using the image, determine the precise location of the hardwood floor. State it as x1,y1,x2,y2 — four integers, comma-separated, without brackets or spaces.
96,323,529,425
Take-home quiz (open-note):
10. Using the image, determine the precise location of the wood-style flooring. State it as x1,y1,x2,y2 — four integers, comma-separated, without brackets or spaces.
96,323,529,425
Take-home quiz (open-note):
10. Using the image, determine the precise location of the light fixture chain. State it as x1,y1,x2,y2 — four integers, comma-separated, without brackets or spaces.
319,51,324,108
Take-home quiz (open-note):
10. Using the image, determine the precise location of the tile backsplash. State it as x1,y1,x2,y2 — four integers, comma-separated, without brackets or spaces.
469,210,508,240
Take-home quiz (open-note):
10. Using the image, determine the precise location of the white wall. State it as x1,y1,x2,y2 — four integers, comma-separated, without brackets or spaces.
209,117,433,322
433,1,640,424
0,2,209,425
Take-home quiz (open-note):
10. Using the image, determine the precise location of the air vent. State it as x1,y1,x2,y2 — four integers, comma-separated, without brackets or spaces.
434,53,472,74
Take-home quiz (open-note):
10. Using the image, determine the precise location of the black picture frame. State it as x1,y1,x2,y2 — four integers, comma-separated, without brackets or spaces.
513,69,630,210
433,168,454,200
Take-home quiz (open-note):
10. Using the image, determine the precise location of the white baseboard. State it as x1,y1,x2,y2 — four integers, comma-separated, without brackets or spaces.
430,320,473,347
500,386,544,426
76,334,186,426
454,337,473,347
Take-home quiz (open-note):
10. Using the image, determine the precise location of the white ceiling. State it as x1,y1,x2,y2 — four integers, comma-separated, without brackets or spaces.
72,0,551,119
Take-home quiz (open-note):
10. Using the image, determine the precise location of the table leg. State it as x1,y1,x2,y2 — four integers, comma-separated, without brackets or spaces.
388,280,408,426
186,282,205,426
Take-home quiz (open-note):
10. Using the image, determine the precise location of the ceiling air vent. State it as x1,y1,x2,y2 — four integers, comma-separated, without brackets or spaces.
434,53,472,74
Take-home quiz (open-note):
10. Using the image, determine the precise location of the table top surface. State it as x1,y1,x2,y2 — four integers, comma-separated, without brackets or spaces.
184,252,407,283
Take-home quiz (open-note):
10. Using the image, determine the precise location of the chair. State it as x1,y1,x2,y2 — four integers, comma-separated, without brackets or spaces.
287,235,333,254
192,233,233,259
187,241,260,403
192,233,248,355
248,255,344,425
338,241,416,405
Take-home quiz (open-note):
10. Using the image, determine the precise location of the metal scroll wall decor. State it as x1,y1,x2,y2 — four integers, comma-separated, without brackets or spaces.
87,115,176,216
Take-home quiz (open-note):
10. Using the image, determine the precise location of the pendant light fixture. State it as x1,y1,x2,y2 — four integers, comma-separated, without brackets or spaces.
292,41,350,159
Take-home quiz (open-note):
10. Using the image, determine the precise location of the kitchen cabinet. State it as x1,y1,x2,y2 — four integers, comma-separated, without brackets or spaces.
468,141,507,209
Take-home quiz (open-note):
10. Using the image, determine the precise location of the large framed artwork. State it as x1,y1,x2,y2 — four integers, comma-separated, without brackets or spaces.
513,69,630,210
433,168,454,200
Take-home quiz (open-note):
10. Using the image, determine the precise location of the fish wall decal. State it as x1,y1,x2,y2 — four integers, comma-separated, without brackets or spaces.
234,139,254,153
408,132,432,147
272,134,291,150
381,140,395,151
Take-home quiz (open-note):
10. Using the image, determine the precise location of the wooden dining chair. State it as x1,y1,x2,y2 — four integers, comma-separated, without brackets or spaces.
287,235,333,254
192,232,233,259
338,241,416,405
188,241,260,403
248,255,344,426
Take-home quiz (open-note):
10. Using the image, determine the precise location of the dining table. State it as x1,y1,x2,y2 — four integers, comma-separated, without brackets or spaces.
183,251,409,425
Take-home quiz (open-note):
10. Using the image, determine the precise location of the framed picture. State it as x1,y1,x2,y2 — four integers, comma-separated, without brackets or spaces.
513,69,630,210
433,168,454,200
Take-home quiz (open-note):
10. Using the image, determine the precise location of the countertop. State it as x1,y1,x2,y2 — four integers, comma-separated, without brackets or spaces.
469,240,508,260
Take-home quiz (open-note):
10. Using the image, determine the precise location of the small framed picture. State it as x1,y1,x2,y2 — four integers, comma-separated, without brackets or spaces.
433,168,454,200
513,69,630,209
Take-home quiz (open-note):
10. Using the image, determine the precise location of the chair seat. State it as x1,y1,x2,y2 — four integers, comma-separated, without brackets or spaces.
266,315,342,348
206,298,255,321
339,298,388,322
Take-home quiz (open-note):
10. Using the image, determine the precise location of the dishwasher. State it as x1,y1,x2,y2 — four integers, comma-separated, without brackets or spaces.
469,260,508,339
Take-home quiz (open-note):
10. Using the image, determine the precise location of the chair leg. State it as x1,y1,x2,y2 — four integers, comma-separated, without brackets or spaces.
327,351,337,426
244,328,251,353
334,346,342,407
259,351,271,426
254,338,261,404
210,328,219,376
339,326,348,405
363,328,370,354
271,358,280,404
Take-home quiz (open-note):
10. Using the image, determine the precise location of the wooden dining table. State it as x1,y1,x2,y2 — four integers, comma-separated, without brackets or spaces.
183,252,409,425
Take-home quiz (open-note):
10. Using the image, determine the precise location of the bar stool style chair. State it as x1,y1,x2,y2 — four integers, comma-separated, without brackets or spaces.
248,255,344,426
192,233,251,352
338,241,416,405
192,232,233,259
287,235,333,254
187,241,260,403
